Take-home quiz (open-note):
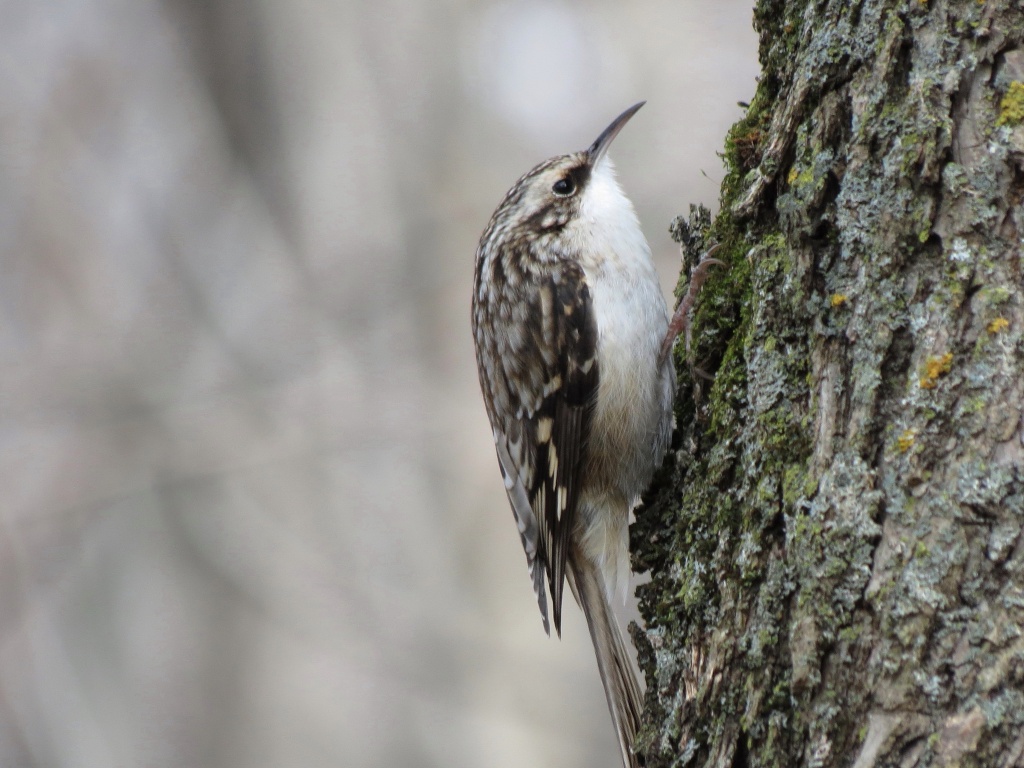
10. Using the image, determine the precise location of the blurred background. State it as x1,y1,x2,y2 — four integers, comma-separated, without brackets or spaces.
0,1,757,766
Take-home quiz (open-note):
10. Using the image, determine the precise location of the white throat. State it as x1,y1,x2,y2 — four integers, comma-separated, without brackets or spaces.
570,156,671,604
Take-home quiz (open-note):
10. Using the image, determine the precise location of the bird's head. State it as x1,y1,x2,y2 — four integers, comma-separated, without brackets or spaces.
482,102,646,255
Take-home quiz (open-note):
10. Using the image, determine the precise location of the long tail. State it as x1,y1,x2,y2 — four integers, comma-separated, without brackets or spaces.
571,556,645,768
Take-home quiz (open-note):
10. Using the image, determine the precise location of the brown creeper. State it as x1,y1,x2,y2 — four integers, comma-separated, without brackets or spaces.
472,102,683,768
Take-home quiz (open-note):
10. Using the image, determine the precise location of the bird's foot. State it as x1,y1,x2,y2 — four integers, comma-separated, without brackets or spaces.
659,244,724,368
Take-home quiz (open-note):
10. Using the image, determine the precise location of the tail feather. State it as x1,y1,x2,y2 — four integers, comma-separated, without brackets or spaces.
571,556,645,768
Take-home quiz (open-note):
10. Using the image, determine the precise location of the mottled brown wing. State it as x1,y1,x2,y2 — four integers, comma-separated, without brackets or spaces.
475,260,598,636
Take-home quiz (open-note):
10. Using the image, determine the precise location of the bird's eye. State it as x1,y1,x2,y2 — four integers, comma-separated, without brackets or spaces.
552,176,576,197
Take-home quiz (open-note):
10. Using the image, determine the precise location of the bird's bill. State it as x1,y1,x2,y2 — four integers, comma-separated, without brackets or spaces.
587,101,645,166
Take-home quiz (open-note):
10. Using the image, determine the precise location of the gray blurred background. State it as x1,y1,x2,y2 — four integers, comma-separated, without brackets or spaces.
0,1,757,766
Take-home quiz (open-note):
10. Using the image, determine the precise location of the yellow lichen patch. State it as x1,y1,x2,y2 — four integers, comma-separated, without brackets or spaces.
897,430,916,453
830,293,848,308
997,81,1024,127
987,317,1009,334
919,352,953,389
787,166,799,184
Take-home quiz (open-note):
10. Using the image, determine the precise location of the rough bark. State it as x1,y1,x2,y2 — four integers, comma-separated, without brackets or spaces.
632,1,1024,766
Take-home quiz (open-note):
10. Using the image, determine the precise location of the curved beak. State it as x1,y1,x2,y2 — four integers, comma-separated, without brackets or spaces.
586,101,645,166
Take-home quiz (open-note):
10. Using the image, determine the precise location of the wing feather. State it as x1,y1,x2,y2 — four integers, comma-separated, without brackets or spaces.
476,258,598,636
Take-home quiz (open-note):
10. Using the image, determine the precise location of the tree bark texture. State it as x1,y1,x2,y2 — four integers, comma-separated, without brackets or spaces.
633,1,1024,766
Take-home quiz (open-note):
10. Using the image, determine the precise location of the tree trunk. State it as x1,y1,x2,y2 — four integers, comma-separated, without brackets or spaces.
632,1,1024,766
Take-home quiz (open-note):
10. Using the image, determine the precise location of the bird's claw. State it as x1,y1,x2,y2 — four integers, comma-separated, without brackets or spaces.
659,244,725,366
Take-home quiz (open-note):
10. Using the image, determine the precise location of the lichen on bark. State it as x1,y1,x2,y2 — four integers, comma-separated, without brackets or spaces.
633,1,1024,766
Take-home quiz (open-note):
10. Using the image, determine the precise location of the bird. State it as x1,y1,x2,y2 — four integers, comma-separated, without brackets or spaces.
471,101,699,768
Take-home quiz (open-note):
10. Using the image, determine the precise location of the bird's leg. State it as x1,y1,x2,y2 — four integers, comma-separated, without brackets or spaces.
659,244,724,367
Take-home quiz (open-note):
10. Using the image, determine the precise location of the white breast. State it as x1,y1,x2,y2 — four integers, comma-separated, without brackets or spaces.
570,159,673,503
566,158,674,604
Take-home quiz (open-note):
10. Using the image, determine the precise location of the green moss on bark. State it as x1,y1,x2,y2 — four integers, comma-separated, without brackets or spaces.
633,1,1024,766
